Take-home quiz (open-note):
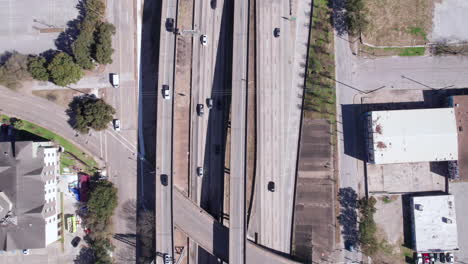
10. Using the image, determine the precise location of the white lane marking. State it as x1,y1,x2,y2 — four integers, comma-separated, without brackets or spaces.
105,131,108,162
107,130,136,153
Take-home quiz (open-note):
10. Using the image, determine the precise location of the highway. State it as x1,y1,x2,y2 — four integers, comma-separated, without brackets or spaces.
173,189,301,264
229,0,249,262
189,0,231,262
248,0,302,254
155,0,177,262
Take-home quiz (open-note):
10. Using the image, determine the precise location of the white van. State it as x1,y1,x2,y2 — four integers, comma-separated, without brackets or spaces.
111,73,120,88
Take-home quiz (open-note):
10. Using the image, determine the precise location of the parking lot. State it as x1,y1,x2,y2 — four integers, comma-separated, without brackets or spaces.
431,0,468,43
0,0,79,54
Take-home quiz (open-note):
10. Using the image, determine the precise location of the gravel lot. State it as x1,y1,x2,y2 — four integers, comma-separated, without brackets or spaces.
431,0,468,43
0,0,79,54
449,181,468,263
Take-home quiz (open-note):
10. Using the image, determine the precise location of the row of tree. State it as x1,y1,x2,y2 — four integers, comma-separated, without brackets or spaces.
26,0,115,87
84,179,118,264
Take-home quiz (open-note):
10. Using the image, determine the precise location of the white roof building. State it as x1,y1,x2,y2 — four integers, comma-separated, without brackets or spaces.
411,195,459,252
365,108,458,164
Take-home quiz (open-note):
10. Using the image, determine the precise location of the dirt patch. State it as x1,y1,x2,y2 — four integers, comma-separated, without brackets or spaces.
32,89,93,108
362,0,434,46
172,0,193,195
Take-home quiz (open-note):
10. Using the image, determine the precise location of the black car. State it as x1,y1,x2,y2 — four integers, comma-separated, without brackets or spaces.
267,181,275,192
197,104,204,116
71,236,81,247
440,253,446,263
161,174,168,186
274,28,280,37
210,0,217,9
165,18,175,32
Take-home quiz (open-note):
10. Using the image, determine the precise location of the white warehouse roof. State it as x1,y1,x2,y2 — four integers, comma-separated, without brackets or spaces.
366,108,458,164
412,195,459,252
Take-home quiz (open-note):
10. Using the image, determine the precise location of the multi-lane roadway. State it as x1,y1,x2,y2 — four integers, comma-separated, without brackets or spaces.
155,0,177,262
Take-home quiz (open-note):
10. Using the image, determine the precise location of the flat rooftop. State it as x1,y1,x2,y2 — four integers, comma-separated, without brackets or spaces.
367,108,458,164
451,95,468,180
412,195,459,252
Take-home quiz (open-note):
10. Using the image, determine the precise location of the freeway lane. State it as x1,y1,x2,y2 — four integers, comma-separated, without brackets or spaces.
155,0,177,262
230,0,249,262
248,0,302,254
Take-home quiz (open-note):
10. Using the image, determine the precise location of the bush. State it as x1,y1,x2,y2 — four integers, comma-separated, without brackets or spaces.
90,237,114,264
48,52,83,86
0,52,31,89
345,0,369,36
358,197,378,255
28,56,49,81
94,22,116,65
68,96,116,133
72,31,96,70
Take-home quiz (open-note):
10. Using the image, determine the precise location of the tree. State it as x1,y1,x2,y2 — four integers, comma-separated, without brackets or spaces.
47,52,83,86
72,17,98,70
86,0,106,23
0,52,31,89
68,96,116,133
94,22,115,65
27,56,49,81
345,0,369,36
87,180,118,222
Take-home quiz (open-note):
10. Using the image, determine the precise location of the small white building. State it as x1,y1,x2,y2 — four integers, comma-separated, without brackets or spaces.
411,195,459,253
365,108,458,164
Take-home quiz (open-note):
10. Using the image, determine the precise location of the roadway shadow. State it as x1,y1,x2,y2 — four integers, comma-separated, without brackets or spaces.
136,0,162,262
55,0,86,55
330,0,347,36
337,187,358,250
198,0,234,262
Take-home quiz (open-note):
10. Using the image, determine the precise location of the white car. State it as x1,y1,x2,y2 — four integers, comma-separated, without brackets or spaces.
113,119,121,131
201,35,208,46
22,249,30,255
162,85,170,100
447,253,454,263
111,73,120,88
163,254,173,264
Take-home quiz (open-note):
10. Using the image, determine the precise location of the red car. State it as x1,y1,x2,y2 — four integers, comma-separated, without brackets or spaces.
422,253,430,263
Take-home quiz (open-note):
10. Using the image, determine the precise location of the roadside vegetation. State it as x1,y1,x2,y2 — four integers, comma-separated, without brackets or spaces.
84,180,118,264
360,46,426,57
67,96,116,134
303,0,335,121
358,197,378,255
345,0,369,36
0,114,98,173
0,0,115,88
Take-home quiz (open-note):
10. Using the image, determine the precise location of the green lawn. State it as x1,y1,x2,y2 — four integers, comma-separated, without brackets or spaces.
381,47,426,56
1,114,98,172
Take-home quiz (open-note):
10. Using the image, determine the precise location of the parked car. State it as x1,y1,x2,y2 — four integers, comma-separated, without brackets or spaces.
415,253,422,264
197,167,204,177
274,27,280,37
267,181,275,192
71,236,81,247
113,119,121,131
162,84,171,100
163,254,173,264
440,252,446,263
201,35,208,46
447,253,454,263
22,249,30,255
422,253,430,264
165,18,175,32
111,73,120,88
210,0,217,9
206,98,213,109
197,104,204,116
429,253,435,263
161,174,168,186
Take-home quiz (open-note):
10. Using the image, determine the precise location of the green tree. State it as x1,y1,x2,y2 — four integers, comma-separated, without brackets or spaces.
0,52,31,89
94,22,115,64
47,52,83,86
345,0,369,36
27,56,49,81
86,0,106,23
68,96,116,133
88,180,118,220
90,238,114,264
72,17,99,70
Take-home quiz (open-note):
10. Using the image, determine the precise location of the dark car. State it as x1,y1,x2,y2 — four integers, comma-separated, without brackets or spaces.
440,252,446,263
211,0,217,9
197,104,204,116
267,181,275,192
206,98,213,109
71,236,81,247
274,27,280,37
161,174,168,186
166,18,175,32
